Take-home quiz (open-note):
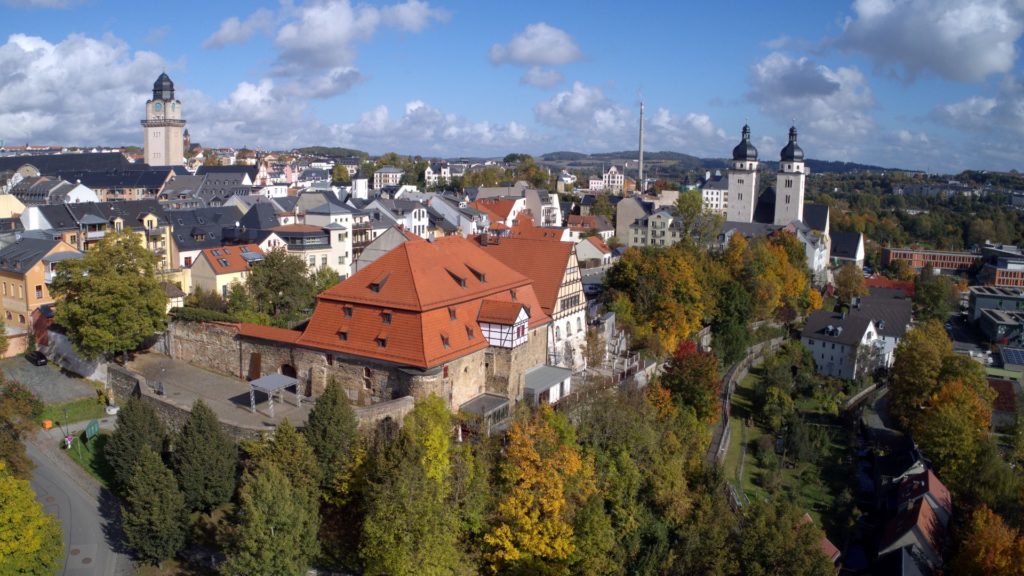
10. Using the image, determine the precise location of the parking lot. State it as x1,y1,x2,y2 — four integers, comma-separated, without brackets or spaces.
0,356,99,404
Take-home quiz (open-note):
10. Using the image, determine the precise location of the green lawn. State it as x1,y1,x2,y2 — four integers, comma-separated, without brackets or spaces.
38,396,106,427
65,432,115,489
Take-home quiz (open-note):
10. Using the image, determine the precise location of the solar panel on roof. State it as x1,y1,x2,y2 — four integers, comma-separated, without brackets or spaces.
241,252,264,263
1002,347,1024,366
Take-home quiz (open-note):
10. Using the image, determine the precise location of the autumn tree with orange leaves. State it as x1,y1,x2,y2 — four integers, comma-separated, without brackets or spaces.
952,505,1024,576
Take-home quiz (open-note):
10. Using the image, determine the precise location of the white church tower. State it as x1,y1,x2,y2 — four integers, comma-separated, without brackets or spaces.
142,73,186,166
773,126,806,226
725,124,759,223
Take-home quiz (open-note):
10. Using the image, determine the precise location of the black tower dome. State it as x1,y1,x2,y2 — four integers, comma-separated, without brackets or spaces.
780,126,804,162
732,124,758,161
153,73,175,101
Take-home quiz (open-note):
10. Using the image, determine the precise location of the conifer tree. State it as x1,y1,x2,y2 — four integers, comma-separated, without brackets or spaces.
222,462,313,576
0,462,63,575
121,448,188,566
305,380,360,492
105,396,166,491
172,399,237,512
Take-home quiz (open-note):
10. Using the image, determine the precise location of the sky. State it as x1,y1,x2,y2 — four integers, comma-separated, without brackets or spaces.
1,0,1023,172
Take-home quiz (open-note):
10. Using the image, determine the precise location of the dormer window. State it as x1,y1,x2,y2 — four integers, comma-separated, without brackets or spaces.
510,289,517,301
441,334,450,349
448,307,457,320
338,331,348,341
381,311,392,325
343,306,353,318
465,326,475,339
466,265,485,283
376,337,387,348
447,269,466,288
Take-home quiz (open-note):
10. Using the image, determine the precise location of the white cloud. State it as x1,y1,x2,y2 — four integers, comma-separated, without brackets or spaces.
0,33,164,144
521,66,563,88
837,0,1024,82
380,0,450,32
331,100,530,154
747,52,875,158
490,23,582,66
203,8,274,49
932,74,1024,141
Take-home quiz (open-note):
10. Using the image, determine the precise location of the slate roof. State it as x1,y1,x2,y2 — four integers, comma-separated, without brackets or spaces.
701,173,729,190
874,546,929,576
801,310,874,347
0,238,65,273
237,203,279,230
803,203,829,232
295,235,549,369
831,230,863,260
34,200,167,231
196,172,252,205
9,176,80,205
56,168,172,191
166,206,245,252
0,152,132,175
854,288,913,340
196,164,259,181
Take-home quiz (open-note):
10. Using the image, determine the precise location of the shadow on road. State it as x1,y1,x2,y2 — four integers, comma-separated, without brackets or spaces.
98,487,133,557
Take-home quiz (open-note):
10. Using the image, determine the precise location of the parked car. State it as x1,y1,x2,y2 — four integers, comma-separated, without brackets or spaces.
25,351,47,366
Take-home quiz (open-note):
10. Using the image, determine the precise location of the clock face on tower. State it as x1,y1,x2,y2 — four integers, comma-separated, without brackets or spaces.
154,102,162,112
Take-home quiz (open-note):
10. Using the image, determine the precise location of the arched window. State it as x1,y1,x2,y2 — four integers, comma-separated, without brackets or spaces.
555,325,561,340
565,322,571,338
577,318,583,332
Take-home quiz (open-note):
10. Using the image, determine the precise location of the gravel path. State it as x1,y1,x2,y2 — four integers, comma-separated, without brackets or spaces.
1,357,98,404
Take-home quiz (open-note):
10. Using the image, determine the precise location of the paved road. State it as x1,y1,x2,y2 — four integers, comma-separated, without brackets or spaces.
26,426,134,576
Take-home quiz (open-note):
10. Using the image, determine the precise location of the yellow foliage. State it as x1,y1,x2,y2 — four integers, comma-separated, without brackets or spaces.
0,461,63,575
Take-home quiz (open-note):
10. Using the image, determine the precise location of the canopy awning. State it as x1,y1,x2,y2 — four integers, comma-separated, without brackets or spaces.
248,373,300,418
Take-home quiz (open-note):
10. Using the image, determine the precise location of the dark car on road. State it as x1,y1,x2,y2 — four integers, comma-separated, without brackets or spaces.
25,351,47,366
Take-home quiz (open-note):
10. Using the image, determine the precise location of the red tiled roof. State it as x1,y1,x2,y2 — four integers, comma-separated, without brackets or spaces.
508,215,565,240
470,198,519,221
585,235,611,254
195,244,263,274
478,300,525,324
800,513,841,564
881,499,942,557
989,378,1018,414
238,323,302,344
865,277,915,297
296,236,549,368
476,236,573,316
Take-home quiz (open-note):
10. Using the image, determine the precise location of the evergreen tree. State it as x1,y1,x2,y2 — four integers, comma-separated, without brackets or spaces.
105,396,166,491
223,462,313,576
171,399,237,512
0,461,63,575
359,396,470,575
121,448,188,566
305,380,360,492
242,421,320,562
49,230,167,360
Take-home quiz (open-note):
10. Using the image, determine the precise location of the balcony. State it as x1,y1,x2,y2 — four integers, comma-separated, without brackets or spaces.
44,270,53,283
85,230,106,240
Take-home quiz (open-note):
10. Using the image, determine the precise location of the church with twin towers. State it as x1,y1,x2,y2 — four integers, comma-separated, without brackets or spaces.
725,124,807,227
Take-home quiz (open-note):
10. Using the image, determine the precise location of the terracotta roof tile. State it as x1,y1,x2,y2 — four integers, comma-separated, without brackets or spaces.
478,300,525,324
195,244,263,274
470,198,519,221
476,236,573,316
585,235,611,254
238,322,302,344
296,236,549,368
881,499,942,557
508,215,566,240
272,224,324,233
800,513,841,563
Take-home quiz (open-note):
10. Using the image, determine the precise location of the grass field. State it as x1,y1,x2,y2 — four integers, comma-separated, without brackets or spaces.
65,431,115,489
39,396,107,427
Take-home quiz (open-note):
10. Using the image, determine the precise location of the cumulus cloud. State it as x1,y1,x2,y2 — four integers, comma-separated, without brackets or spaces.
330,100,529,154
521,66,563,88
932,74,1024,137
203,8,274,49
535,82,628,133
747,52,875,158
269,0,446,98
837,0,1024,82
490,23,582,66
647,108,729,156
0,33,164,144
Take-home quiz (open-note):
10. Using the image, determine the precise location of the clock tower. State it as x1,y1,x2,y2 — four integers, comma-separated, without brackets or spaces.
142,73,186,166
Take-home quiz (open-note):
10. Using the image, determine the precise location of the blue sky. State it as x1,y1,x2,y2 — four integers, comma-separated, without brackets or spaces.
1,0,1023,172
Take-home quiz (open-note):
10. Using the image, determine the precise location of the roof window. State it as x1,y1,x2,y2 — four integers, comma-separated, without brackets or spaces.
466,265,486,283
447,269,467,288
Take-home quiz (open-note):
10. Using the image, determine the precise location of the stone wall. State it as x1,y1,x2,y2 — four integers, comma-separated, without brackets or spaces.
484,325,547,402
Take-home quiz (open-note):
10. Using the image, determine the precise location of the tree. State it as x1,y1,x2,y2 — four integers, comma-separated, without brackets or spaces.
245,248,315,326
0,381,42,479
484,407,596,575
0,461,63,575
913,263,957,322
834,263,868,304
304,380,360,494
121,448,188,566
591,194,615,220
360,396,470,575
184,286,228,312
50,230,167,359
171,400,237,512
662,340,720,423
736,500,836,576
225,281,272,325
888,320,952,429
242,421,320,562
712,280,753,366
105,396,167,491
222,462,315,576
331,164,351,184
310,266,341,296
951,505,1024,576
911,379,991,487
675,189,723,245
0,320,8,358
